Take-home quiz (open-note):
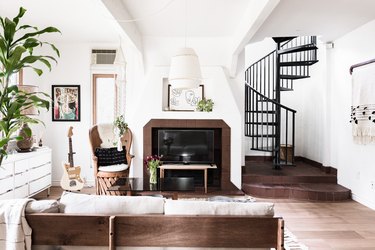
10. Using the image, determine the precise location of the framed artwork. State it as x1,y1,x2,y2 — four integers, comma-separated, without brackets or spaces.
168,84,204,111
52,85,81,121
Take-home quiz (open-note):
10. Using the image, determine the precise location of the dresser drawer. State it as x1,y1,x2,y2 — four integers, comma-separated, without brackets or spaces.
14,184,28,198
0,163,13,178
29,163,51,181
0,176,13,194
0,189,14,200
29,153,51,169
14,159,29,174
29,174,51,195
15,171,28,187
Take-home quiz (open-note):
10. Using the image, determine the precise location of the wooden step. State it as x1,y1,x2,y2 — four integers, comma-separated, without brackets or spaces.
279,60,319,67
278,44,318,55
242,183,351,201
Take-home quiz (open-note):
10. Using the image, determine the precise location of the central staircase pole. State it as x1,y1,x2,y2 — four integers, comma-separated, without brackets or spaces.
275,42,281,168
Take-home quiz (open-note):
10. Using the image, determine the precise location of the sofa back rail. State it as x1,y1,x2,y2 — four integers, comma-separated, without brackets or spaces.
26,214,284,250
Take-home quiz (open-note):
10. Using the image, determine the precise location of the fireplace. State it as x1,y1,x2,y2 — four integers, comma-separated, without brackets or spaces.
143,119,238,191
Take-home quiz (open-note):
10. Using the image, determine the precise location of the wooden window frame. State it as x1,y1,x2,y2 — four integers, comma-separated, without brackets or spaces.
92,74,117,125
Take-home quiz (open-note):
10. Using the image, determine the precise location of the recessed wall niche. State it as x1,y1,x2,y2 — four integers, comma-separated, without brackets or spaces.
162,78,204,112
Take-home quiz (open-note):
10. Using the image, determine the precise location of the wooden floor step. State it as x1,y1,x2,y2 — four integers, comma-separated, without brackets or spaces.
242,183,351,201
242,173,338,184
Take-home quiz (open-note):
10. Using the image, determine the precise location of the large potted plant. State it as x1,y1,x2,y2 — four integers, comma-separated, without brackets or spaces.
0,7,60,165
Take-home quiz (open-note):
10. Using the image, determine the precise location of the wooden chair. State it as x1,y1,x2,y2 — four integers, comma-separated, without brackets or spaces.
89,124,134,195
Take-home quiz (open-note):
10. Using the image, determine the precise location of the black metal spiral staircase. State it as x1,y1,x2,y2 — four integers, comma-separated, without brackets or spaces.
245,36,318,168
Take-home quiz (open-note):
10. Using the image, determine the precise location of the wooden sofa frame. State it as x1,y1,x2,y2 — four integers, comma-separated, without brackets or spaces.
26,213,284,250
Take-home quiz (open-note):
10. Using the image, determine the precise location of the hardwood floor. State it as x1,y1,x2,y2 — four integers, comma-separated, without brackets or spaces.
33,187,375,250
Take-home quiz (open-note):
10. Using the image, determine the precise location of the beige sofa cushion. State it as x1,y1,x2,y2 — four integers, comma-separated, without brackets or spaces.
164,200,274,216
59,192,164,215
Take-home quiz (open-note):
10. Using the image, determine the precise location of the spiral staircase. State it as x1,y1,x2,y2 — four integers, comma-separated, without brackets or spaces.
244,36,318,169
243,37,351,201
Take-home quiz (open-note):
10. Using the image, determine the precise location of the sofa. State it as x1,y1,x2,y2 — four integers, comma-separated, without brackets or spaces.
25,192,284,250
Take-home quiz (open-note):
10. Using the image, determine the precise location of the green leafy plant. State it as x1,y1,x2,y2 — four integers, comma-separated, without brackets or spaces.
0,7,60,165
114,115,128,137
196,98,214,112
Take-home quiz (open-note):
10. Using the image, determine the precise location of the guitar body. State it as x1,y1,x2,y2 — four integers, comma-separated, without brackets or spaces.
60,163,84,191
60,126,84,191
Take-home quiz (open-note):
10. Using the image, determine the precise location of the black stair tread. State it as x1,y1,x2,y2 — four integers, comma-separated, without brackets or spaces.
250,134,276,138
279,60,319,66
272,37,296,44
250,110,276,114
247,122,277,126
280,87,293,91
278,44,318,55
280,75,310,80
257,98,277,103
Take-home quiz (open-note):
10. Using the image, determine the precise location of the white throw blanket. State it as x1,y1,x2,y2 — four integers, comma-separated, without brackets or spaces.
351,63,375,144
0,199,33,250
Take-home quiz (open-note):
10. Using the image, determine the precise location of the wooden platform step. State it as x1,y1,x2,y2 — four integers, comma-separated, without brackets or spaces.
242,183,351,201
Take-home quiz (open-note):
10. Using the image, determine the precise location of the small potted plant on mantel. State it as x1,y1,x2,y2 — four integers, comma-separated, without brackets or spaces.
196,98,214,112
0,7,60,166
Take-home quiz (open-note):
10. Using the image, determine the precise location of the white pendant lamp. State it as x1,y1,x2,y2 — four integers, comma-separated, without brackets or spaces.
168,0,202,89
169,47,202,89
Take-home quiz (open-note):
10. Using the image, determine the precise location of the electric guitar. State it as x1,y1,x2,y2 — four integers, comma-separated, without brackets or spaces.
60,126,84,191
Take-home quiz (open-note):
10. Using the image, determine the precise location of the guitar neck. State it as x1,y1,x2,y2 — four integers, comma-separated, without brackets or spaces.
68,138,74,167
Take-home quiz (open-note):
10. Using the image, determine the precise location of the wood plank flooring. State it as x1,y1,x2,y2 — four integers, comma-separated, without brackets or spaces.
33,187,375,250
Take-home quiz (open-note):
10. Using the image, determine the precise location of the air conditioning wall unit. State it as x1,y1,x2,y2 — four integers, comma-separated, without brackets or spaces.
91,49,116,64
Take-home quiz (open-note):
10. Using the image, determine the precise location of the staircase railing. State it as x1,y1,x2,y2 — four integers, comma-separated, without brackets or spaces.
245,84,296,166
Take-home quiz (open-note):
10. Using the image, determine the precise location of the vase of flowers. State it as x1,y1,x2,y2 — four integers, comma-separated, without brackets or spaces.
144,155,162,184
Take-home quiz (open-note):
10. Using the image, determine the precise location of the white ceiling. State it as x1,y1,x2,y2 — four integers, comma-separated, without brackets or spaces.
0,0,120,43
1,0,375,46
119,0,251,37
251,0,375,42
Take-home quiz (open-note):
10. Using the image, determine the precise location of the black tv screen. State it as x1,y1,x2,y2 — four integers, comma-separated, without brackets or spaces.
157,129,214,164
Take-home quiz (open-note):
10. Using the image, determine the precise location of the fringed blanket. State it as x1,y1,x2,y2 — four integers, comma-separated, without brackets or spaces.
351,63,375,144
0,199,33,250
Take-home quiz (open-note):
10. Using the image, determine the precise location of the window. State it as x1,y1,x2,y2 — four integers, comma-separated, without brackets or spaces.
92,74,117,125
8,69,23,86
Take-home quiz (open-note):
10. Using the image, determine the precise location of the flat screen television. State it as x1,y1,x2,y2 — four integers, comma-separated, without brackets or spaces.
157,129,214,164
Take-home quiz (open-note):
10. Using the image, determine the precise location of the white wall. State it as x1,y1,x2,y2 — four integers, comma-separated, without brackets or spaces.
24,42,118,186
329,20,375,209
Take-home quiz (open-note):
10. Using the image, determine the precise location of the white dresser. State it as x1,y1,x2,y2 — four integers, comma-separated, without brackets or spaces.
0,147,52,199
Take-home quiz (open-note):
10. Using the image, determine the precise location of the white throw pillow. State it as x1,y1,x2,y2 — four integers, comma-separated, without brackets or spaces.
59,191,164,215
25,200,60,213
164,200,274,216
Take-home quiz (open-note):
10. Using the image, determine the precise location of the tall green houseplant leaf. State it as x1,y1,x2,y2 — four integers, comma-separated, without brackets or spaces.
0,7,60,165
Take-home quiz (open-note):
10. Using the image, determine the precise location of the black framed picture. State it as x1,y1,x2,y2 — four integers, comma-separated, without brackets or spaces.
52,85,81,121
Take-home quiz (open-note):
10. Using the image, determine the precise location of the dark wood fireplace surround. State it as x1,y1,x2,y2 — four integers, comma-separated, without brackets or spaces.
143,119,238,191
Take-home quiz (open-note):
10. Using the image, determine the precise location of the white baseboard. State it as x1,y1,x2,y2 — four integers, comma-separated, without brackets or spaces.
351,193,375,210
